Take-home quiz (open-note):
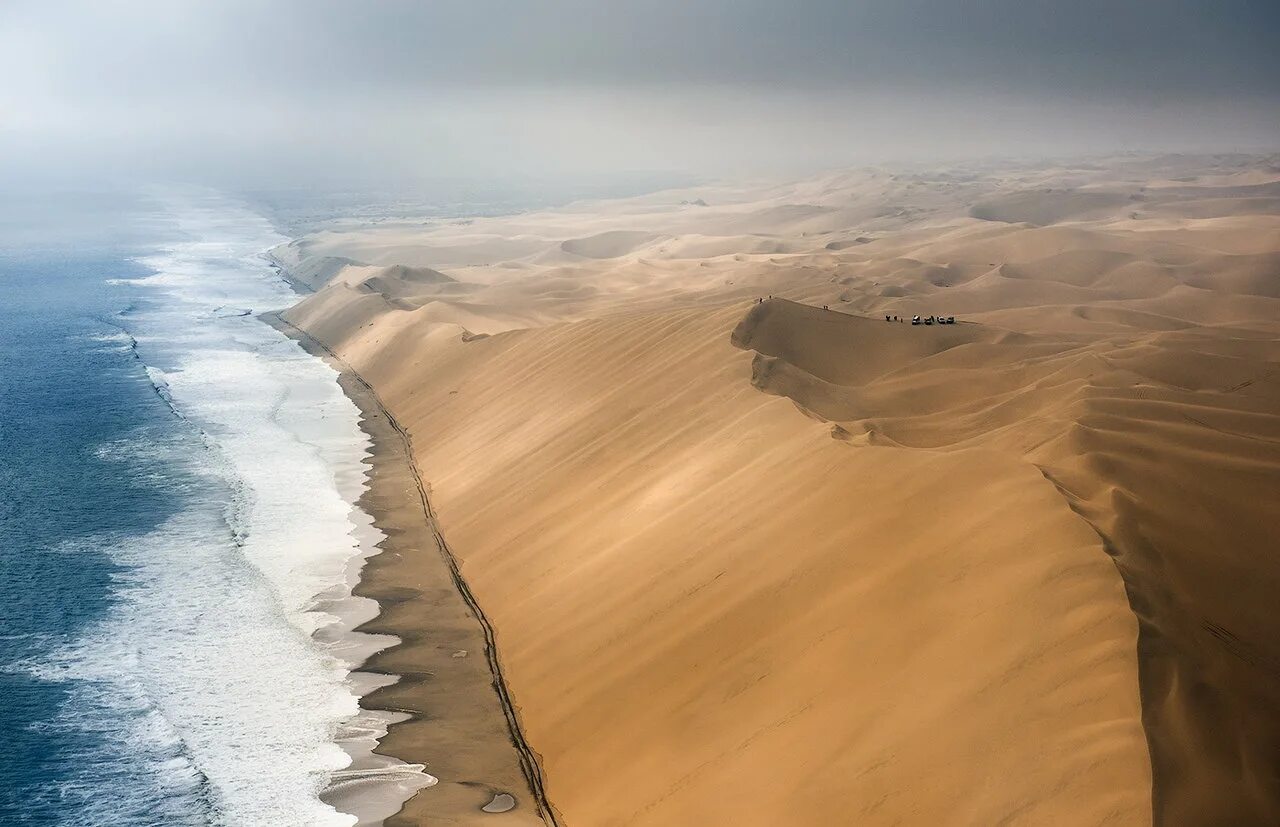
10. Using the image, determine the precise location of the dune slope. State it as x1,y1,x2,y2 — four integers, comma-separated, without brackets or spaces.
288,299,1151,825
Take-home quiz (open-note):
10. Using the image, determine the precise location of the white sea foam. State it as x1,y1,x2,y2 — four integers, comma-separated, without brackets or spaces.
82,330,139,354
36,192,432,826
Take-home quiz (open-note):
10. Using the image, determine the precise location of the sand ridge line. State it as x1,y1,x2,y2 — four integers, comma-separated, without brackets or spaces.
265,312,563,827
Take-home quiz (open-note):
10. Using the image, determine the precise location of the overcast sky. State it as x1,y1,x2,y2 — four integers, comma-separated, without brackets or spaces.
2,0,1277,188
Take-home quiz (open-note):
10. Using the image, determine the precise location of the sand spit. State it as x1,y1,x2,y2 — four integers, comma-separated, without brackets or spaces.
282,154,1280,825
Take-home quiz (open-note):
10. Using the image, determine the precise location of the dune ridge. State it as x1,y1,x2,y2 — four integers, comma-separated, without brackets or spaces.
282,154,1280,825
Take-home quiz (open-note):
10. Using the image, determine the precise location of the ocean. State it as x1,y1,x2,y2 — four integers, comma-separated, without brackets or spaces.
0,190,428,825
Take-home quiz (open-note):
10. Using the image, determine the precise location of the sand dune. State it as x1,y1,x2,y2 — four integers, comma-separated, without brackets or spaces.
970,188,1133,225
267,247,363,292
282,154,1280,826
558,230,660,259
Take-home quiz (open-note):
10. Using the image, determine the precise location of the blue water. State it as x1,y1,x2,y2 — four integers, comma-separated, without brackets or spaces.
0,193,425,825
0,215,214,822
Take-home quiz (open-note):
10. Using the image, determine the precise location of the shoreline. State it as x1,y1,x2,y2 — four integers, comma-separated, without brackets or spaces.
264,312,558,827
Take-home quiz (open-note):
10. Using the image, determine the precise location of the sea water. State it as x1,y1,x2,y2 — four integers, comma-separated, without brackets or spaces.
0,190,430,825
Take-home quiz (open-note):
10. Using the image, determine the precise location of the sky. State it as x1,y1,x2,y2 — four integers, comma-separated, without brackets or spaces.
1,0,1278,188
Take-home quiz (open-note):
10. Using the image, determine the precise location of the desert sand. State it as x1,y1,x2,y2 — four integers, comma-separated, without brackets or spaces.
279,154,1280,825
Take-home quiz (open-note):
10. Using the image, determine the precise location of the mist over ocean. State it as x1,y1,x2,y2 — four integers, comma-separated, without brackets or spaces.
0,192,415,826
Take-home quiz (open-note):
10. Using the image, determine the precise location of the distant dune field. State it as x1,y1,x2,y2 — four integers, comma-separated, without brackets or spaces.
283,155,1280,826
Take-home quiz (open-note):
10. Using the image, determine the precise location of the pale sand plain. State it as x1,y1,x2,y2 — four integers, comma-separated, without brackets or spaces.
280,154,1280,825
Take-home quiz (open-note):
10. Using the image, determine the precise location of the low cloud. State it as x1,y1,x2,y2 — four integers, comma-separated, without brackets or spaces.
2,0,1277,187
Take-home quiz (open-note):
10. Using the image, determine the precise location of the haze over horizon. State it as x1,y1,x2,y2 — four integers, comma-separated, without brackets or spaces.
2,0,1278,190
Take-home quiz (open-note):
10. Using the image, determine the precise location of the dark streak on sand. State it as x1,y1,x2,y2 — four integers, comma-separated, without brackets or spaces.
264,312,561,827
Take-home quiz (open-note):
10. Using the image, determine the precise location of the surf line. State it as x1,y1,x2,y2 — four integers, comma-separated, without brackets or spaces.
265,313,562,827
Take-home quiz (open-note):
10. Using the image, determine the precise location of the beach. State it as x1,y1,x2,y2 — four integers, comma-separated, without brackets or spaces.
266,313,553,826
277,154,1280,825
